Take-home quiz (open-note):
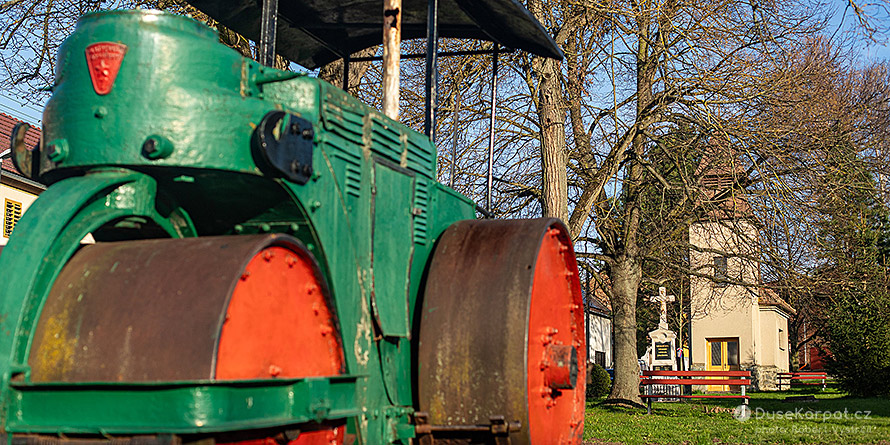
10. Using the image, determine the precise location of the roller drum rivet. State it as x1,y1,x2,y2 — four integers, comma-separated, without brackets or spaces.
268,365,282,377
540,387,551,398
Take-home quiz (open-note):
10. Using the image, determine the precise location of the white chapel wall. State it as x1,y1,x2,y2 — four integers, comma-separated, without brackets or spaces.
758,307,790,371
689,219,761,369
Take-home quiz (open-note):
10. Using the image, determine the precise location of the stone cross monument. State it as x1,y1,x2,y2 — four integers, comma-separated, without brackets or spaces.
647,286,678,370
650,286,675,330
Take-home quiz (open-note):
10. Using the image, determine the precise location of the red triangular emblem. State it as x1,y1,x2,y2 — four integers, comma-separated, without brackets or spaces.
85,42,127,95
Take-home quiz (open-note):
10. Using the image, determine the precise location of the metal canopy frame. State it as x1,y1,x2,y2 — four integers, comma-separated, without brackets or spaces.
186,0,562,68
211,0,558,214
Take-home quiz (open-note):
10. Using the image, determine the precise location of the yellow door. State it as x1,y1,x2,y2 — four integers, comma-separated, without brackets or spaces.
706,338,739,391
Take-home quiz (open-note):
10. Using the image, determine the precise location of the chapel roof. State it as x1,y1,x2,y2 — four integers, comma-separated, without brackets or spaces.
758,287,796,316
694,138,753,220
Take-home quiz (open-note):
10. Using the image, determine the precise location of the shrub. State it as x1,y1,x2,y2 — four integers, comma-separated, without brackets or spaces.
586,363,612,399
824,290,890,397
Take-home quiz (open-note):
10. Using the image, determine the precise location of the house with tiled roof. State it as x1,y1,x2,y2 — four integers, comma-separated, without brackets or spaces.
688,141,794,391
0,112,45,245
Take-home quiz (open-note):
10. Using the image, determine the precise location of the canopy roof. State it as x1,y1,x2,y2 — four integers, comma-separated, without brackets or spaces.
186,0,563,68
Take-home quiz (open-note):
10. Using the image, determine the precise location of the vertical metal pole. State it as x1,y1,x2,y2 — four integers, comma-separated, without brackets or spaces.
485,45,499,212
259,0,279,67
342,54,351,94
382,0,402,119
424,0,439,141
449,89,459,188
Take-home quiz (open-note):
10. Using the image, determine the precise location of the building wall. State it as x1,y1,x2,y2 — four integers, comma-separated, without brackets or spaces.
689,220,760,368
587,314,612,368
758,307,790,371
0,179,38,245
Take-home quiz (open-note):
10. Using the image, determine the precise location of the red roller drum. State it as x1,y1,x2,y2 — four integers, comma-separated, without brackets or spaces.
216,244,345,445
418,218,586,444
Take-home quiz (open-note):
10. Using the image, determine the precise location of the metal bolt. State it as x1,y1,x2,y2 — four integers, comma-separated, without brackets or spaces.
540,387,551,398
142,135,173,160
45,139,69,162
286,255,297,267
240,271,250,281
302,164,312,176
268,365,282,377
142,138,158,156
302,128,314,140
306,284,318,295
263,251,273,261
320,325,333,336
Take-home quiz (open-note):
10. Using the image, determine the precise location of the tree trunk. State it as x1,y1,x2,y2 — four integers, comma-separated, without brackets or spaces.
526,0,569,223
605,12,655,404
536,58,569,222
317,47,378,94
606,254,643,405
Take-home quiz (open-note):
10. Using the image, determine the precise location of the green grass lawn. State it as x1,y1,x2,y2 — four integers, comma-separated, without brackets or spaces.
583,388,890,444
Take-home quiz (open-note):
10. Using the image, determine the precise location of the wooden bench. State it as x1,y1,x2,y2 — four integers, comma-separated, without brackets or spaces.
640,370,752,414
777,371,831,390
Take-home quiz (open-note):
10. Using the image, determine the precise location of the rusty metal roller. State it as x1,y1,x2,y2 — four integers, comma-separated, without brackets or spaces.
417,218,586,445
29,234,344,384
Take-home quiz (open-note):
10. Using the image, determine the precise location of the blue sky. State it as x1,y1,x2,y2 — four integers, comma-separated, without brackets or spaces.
1,0,889,126
0,91,43,124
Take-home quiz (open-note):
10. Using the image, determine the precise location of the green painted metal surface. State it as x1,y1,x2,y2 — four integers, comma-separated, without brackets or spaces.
7,377,360,434
371,161,415,338
0,9,477,445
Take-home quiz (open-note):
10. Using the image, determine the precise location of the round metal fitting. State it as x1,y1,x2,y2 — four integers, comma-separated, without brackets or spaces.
141,135,173,160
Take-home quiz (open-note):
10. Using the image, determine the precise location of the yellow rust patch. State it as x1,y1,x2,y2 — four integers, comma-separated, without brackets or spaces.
33,307,78,380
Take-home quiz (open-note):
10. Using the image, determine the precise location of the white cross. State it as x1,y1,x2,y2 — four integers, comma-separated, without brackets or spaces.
650,286,675,330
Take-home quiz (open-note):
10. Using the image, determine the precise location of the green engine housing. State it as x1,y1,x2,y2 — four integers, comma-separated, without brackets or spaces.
0,9,476,444
0,9,588,445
